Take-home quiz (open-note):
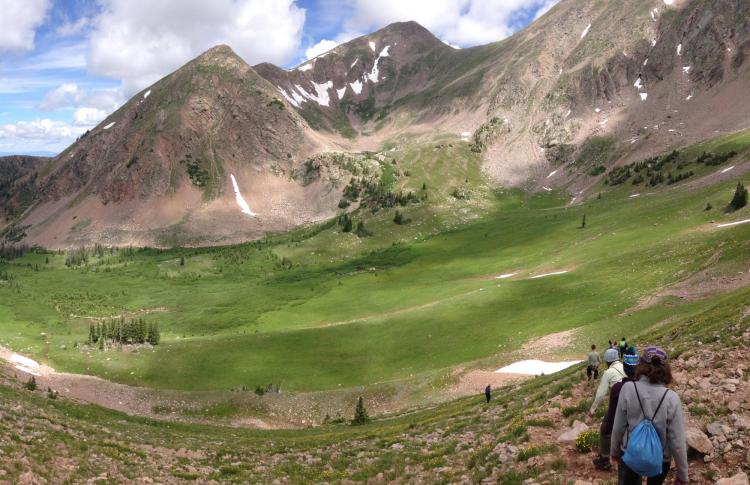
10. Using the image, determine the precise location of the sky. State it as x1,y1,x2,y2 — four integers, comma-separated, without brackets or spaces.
0,0,558,155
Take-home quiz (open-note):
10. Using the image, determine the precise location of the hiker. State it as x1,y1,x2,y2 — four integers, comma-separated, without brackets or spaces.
610,347,688,485
618,337,628,357
593,349,639,471
485,384,491,403
588,348,624,416
586,344,601,381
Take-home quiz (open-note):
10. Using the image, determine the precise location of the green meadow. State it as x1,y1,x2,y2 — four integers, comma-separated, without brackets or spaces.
0,132,749,394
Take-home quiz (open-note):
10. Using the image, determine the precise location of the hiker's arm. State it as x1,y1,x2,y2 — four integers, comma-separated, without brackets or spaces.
609,386,628,458
589,372,608,414
668,397,689,482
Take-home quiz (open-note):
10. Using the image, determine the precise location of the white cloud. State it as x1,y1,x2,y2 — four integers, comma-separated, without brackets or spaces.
55,16,91,37
38,83,84,111
305,39,340,61
87,0,306,94
0,118,86,153
343,0,559,47
73,107,107,126
0,0,50,52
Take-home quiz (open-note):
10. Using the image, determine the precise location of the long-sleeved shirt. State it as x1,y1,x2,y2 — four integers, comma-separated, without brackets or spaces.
610,377,688,482
590,360,624,414
602,377,632,435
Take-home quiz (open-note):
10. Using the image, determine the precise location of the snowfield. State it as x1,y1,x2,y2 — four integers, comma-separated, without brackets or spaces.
497,360,581,376
103,122,116,130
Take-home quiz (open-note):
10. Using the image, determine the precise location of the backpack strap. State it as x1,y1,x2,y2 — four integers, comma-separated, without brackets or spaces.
633,382,670,421
651,389,670,421
632,382,646,416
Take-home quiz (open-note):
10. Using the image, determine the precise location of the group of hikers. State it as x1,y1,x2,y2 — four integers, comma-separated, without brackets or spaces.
586,339,688,484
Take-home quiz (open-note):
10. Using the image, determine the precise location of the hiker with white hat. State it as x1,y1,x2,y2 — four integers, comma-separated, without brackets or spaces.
589,348,625,416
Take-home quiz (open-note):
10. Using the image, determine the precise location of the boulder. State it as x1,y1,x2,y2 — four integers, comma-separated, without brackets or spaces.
558,420,589,442
716,472,749,485
686,427,713,455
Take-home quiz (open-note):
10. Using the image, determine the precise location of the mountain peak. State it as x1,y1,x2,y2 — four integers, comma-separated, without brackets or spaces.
193,44,249,71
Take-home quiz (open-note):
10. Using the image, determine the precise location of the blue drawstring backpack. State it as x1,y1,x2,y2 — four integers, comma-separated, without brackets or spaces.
622,382,670,477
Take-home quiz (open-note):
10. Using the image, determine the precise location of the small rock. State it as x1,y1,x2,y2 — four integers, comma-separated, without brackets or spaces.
686,427,713,455
558,420,589,442
707,422,726,437
716,472,749,485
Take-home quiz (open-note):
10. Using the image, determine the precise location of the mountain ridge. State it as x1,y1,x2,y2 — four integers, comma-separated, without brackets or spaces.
2,0,750,248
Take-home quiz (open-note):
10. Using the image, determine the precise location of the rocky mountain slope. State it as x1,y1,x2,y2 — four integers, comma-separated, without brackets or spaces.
0,155,48,229
2,0,750,247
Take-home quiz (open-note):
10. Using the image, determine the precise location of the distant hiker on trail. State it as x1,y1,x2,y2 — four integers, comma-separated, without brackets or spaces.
618,337,628,357
610,346,688,485
593,349,639,471
588,348,624,416
485,384,491,403
586,344,601,381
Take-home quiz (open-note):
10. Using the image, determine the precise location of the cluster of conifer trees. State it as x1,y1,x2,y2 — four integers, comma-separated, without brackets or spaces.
88,317,160,347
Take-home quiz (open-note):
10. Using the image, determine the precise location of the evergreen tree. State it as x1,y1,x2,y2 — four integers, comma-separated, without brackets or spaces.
355,221,372,238
179,256,185,266
580,214,586,229
727,181,748,212
352,396,369,425
24,376,37,391
704,202,712,211
147,322,160,346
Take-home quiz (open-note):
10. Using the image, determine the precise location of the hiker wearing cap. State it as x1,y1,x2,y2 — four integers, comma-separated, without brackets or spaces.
589,348,624,416
610,346,688,485
586,344,601,381
618,337,628,358
593,350,639,471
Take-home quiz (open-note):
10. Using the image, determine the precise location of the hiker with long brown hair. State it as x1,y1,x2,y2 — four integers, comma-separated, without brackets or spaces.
610,346,688,485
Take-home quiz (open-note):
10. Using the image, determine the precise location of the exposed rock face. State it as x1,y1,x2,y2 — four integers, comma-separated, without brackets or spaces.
4,0,750,247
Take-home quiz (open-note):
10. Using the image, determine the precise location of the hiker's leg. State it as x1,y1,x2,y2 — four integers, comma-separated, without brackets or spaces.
586,366,592,380
645,462,670,485
617,462,641,485
598,418,611,459
594,367,599,379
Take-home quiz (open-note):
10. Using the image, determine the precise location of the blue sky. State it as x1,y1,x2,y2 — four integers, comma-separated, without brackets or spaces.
0,0,558,155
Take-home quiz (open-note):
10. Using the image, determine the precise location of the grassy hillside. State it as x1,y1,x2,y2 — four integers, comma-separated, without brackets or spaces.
1,290,747,483
1,132,748,399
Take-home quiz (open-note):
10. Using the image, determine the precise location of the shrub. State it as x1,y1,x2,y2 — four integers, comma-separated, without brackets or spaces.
575,430,600,453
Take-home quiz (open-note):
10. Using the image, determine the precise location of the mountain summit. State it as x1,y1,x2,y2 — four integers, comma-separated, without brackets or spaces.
3,0,750,247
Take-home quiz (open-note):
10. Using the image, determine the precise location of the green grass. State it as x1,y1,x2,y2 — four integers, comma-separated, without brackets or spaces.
1,134,749,397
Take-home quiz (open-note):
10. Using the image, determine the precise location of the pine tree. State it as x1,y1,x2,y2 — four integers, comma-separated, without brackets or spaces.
355,221,372,238
580,214,587,229
727,181,748,212
352,396,369,425
24,376,37,391
147,322,160,346
180,256,185,266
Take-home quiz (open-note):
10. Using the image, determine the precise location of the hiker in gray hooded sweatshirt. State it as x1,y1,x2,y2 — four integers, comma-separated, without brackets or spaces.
610,346,688,485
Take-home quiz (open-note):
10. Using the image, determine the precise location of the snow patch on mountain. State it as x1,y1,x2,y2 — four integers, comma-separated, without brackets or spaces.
350,79,363,95
230,174,257,217
581,23,592,39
